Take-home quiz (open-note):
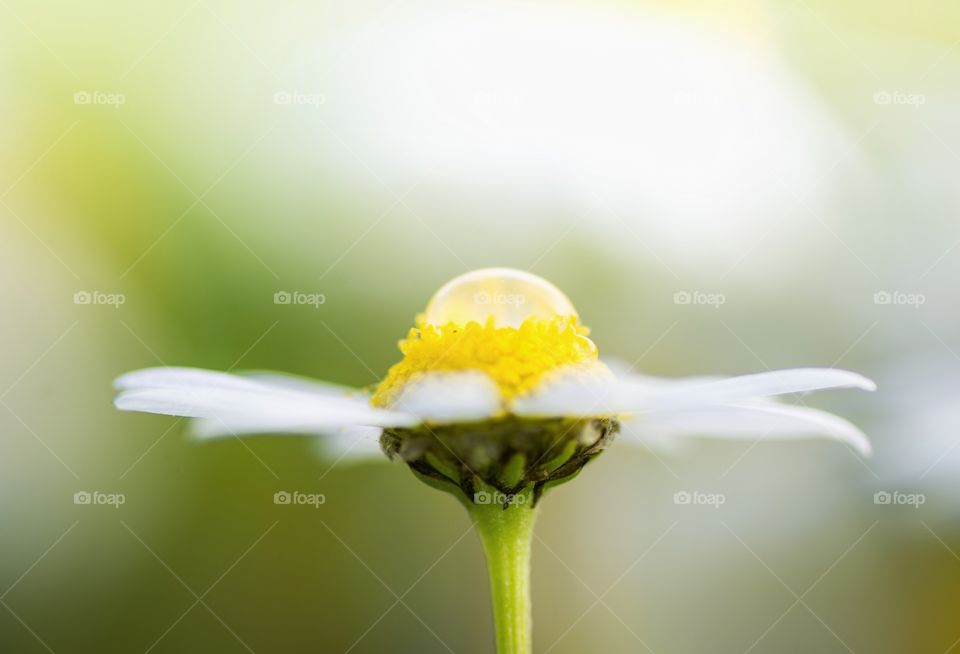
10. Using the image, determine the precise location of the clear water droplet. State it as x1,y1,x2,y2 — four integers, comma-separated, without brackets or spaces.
424,268,578,328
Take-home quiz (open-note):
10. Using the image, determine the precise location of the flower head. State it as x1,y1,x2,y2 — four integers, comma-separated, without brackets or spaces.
372,268,601,410
115,268,875,504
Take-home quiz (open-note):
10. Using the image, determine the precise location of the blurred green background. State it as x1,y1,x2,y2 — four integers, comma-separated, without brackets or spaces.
2,0,959,652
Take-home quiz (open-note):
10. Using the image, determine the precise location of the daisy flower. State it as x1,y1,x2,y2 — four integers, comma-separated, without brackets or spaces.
114,267,875,654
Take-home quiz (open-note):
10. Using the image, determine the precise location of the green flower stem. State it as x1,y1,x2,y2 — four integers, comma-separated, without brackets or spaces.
469,488,536,654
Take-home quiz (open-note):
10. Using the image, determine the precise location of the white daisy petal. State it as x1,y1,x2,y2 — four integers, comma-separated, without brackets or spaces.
116,367,371,409
241,371,371,400
511,371,620,416
622,402,871,455
614,420,695,456
115,367,270,393
388,371,502,423
514,366,876,416
678,368,877,403
191,419,385,463
312,426,386,462
188,416,382,439
510,363,624,416
114,367,418,439
598,358,723,386
116,386,415,428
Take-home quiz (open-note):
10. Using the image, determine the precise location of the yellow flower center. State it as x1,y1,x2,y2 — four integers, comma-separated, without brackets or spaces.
372,269,599,408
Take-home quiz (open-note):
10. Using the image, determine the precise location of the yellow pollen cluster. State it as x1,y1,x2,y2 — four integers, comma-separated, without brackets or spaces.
371,316,598,408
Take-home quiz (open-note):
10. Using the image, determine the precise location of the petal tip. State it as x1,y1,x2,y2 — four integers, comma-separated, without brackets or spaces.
810,368,877,392
112,392,134,411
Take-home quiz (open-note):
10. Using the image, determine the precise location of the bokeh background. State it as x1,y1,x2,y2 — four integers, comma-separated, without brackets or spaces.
2,0,959,652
